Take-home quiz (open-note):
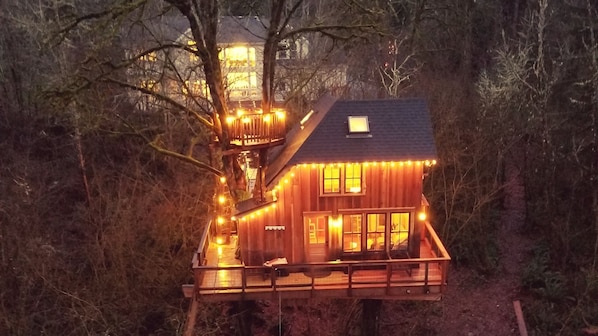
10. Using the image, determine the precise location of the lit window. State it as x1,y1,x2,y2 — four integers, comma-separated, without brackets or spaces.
322,166,340,193
223,46,256,67
390,213,410,251
343,214,362,252
366,214,386,251
321,164,363,195
188,40,198,61
348,116,370,133
140,79,157,91
345,164,362,193
140,51,157,62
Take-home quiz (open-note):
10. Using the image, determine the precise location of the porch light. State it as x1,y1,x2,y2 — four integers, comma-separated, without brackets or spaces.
217,216,225,225
330,216,342,228
274,110,285,120
418,212,427,221
219,176,226,184
216,237,224,245
226,116,235,124
263,114,271,122
236,109,245,117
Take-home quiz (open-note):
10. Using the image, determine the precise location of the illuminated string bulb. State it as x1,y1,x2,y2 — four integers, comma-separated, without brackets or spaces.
217,216,224,224
219,176,226,184
218,195,226,204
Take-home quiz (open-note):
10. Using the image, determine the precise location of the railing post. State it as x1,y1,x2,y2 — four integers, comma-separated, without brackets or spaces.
348,264,353,297
424,262,429,294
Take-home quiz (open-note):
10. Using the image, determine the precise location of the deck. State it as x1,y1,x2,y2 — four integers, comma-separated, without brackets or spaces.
184,222,450,302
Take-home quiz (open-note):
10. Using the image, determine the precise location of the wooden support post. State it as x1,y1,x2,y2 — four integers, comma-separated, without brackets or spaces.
513,300,528,336
361,299,381,336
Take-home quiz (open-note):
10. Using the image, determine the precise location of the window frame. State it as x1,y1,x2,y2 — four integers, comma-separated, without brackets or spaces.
319,164,364,196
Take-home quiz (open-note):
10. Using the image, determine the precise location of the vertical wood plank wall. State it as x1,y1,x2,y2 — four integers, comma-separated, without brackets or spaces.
238,162,425,265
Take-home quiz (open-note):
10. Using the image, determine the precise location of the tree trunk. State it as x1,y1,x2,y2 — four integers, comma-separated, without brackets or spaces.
230,301,256,336
361,299,381,336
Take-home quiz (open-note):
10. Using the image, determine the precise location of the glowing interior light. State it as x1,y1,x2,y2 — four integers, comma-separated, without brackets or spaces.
242,117,251,123
226,116,236,124
418,212,427,221
263,114,271,122
349,186,361,193
230,216,237,221
217,246,223,255
216,237,223,245
275,110,285,120
236,109,245,117
351,242,358,249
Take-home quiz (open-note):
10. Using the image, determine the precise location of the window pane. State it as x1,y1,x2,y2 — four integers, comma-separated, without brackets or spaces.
366,214,385,251
345,164,362,193
323,166,341,193
390,213,409,250
343,214,362,252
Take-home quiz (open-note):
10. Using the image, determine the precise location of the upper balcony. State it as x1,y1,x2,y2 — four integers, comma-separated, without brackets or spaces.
225,109,286,150
182,221,450,302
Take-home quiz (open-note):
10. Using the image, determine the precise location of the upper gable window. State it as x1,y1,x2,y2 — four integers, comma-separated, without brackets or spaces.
321,164,363,195
348,116,370,133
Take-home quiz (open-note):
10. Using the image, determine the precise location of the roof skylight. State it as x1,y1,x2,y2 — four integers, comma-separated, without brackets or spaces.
347,116,370,133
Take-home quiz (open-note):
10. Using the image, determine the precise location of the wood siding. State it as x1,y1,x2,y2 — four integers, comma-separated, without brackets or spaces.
238,162,426,265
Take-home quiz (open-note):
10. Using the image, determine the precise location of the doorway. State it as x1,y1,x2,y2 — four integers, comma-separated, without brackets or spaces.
305,215,327,262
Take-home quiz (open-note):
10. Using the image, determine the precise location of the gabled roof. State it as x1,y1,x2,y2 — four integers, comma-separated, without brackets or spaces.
218,16,268,44
265,96,437,187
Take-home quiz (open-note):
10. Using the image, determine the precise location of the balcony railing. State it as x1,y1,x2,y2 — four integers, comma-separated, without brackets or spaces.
184,221,450,302
226,112,286,148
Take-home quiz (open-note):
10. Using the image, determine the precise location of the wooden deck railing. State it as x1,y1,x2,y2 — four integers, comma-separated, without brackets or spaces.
187,220,450,301
227,112,286,147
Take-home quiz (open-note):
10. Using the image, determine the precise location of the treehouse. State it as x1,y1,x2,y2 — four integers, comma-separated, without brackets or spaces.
183,95,450,303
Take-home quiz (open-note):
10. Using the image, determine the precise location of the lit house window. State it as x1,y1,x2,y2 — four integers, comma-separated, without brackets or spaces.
222,46,256,67
227,72,257,97
366,214,386,251
390,213,410,251
188,40,198,61
140,51,157,62
321,164,363,195
343,214,362,252
322,166,340,193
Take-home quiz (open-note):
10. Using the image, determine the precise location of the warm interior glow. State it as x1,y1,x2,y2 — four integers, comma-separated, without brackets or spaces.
348,116,370,133
349,186,361,193
274,110,285,120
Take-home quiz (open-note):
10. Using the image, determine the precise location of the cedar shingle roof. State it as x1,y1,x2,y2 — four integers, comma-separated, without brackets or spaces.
265,96,437,187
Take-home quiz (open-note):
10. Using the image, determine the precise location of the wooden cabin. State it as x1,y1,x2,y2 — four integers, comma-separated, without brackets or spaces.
184,95,450,302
